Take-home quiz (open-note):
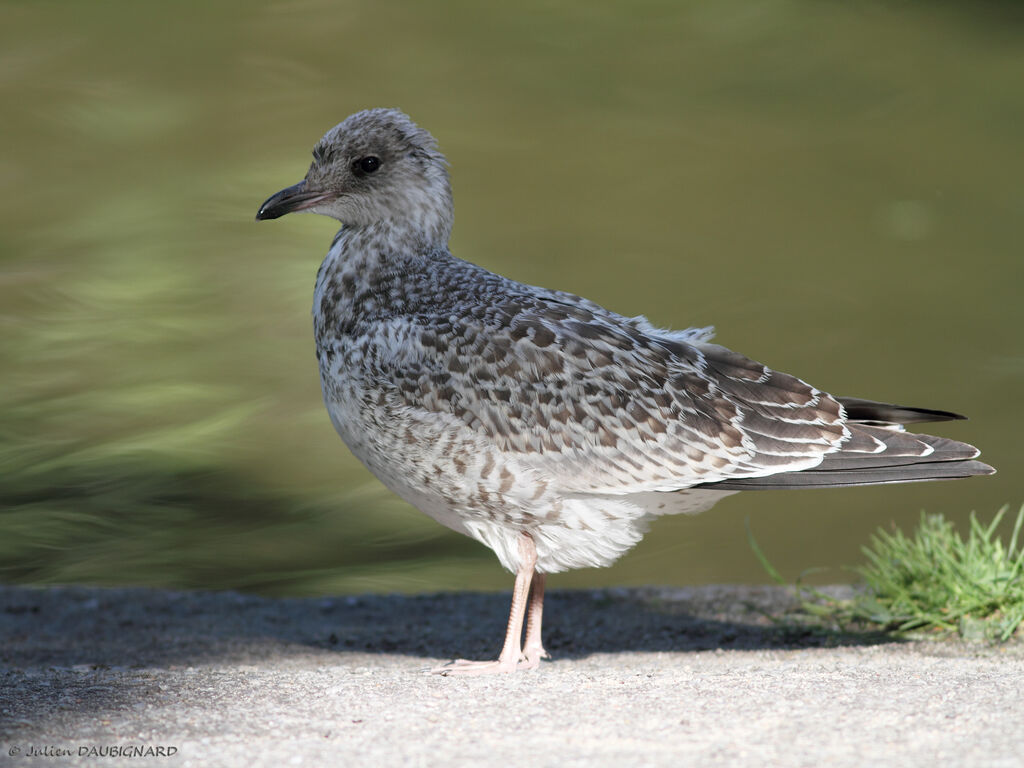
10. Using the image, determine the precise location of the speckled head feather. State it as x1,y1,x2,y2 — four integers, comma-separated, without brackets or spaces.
258,108,453,245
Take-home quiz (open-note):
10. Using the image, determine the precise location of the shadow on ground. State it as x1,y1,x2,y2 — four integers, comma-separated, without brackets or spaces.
1,584,887,669
0,584,891,736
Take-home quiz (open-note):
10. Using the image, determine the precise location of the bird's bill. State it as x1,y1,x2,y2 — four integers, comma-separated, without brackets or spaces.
255,181,333,220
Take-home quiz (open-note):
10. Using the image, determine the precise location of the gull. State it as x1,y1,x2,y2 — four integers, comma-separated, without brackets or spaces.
256,108,994,675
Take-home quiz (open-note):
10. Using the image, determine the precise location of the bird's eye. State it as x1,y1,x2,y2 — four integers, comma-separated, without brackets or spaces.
355,156,381,175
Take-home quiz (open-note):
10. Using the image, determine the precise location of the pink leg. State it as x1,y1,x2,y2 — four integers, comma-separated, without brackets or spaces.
520,572,550,668
432,534,539,676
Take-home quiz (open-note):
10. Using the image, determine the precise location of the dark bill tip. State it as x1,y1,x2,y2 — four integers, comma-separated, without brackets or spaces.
255,181,331,221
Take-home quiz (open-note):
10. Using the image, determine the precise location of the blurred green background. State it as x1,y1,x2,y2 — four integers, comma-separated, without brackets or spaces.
1,0,1021,596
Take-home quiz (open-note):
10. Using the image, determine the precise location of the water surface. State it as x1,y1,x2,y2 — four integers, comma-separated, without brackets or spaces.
1,0,1021,595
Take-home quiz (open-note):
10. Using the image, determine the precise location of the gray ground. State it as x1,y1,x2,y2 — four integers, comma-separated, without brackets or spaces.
1,584,1022,768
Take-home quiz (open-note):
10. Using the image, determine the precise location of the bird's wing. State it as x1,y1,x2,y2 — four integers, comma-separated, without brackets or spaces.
380,294,848,494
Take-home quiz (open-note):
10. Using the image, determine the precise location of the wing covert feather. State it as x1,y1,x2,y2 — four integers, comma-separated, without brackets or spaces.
374,295,848,493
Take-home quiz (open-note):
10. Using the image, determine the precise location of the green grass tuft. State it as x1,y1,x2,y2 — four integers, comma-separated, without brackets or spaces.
750,505,1024,643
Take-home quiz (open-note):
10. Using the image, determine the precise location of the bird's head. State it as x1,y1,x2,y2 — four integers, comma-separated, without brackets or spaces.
256,108,453,245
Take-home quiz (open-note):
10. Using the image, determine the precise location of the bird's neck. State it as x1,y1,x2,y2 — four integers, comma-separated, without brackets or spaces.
312,220,451,340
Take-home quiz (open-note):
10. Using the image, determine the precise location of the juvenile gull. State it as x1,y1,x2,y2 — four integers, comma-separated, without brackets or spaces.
256,108,994,675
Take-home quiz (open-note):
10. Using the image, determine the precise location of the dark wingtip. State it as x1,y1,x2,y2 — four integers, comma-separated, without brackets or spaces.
836,397,968,425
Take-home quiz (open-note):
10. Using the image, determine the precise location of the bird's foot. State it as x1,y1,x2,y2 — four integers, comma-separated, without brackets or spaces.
521,643,550,668
430,656,538,676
